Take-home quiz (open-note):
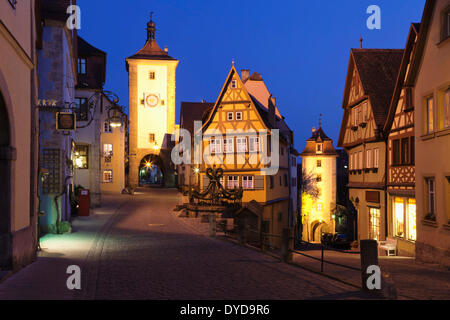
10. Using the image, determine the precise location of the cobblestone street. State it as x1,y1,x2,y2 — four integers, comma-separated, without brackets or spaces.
0,188,370,300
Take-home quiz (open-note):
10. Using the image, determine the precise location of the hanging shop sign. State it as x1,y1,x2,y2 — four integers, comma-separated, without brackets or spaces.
56,112,76,131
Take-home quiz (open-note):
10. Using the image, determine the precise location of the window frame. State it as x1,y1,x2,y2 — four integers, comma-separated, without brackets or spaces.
103,144,113,157
242,176,254,189
235,112,243,121
104,121,112,133
249,136,260,153
103,170,113,183
74,145,89,169
78,58,87,75
444,88,450,129
227,175,239,189
227,112,234,121
426,96,434,134
236,137,247,153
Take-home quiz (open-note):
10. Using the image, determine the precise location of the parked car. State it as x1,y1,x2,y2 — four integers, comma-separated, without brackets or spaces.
332,233,352,250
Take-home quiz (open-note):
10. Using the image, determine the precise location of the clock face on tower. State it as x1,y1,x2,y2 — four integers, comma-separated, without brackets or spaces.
145,93,159,108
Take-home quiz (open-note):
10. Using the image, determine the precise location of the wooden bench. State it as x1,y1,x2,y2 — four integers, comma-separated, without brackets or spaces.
378,237,397,256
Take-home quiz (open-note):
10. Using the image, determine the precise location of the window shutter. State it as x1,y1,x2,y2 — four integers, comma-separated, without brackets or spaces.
255,175,264,190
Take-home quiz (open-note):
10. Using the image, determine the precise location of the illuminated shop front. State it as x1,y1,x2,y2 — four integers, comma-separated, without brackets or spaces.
392,197,416,242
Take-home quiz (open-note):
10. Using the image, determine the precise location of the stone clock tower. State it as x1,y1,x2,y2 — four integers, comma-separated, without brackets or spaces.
126,14,179,188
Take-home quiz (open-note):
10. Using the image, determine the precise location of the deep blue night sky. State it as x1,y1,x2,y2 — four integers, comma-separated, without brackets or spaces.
77,0,425,153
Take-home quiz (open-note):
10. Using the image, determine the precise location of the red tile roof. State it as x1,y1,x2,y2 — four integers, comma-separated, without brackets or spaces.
351,49,404,128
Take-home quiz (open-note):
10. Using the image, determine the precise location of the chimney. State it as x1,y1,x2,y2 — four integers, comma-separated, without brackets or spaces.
268,94,276,128
312,127,316,133
241,69,250,82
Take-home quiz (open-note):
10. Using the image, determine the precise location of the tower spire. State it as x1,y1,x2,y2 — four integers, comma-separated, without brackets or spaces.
147,11,156,41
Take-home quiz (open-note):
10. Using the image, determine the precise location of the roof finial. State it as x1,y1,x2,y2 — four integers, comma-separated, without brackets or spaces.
232,58,235,66
147,11,156,41
360,36,363,49
319,113,323,128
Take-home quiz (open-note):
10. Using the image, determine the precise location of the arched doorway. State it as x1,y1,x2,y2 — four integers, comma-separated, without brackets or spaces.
0,90,12,268
311,220,328,243
139,154,165,187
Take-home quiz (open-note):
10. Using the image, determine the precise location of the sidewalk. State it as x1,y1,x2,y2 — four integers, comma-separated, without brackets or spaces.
291,248,450,300
174,210,450,300
0,194,129,300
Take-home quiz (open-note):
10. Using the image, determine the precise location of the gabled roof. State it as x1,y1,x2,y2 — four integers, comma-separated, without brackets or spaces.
406,0,437,87
338,48,403,146
383,23,421,134
180,102,215,136
351,49,404,127
78,36,106,57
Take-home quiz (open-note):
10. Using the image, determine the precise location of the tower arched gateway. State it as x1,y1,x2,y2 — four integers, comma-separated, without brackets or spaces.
0,90,12,268
126,14,179,188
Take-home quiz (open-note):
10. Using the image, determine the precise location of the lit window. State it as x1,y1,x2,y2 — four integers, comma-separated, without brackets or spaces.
103,170,113,183
227,176,239,189
426,96,434,134
236,112,243,120
223,138,234,153
393,197,416,241
149,71,155,80
103,144,113,157
236,137,247,153
369,207,381,240
78,58,86,75
249,137,260,153
231,80,237,89
227,112,233,121
445,89,450,129
317,160,322,167
242,176,254,189
74,145,89,169
104,122,112,133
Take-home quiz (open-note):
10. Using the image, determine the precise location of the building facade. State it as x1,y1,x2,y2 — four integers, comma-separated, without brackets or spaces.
0,0,39,270
300,126,338,242
384,24,421,257
37,0,78,233
73,36,106,207
126,16,179,188
412,0,450,266
199,66,295,247
338,49,403,243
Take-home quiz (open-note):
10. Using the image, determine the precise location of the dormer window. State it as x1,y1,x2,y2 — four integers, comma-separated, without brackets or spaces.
316,143,323,153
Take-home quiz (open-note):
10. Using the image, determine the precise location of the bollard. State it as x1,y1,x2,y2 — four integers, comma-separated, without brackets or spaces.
360,239,380,293
281,228,293,262
209,213,216,237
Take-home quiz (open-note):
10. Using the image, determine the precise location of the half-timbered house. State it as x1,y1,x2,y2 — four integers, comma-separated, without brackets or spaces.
383,24,421,256
200,66,296,247
338,49,403,243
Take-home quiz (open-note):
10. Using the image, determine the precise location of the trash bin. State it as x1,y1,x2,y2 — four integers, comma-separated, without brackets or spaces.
78,189,90,217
